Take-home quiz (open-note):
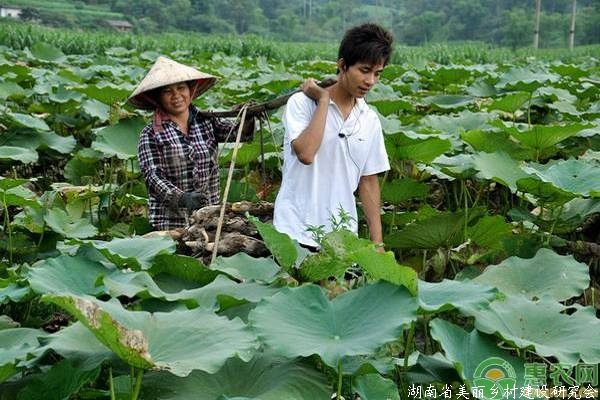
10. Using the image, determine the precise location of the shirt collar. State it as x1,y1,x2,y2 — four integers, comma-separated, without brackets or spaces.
151,104,199,134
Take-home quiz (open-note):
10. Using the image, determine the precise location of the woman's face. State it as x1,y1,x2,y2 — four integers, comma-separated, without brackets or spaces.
158,82,191,116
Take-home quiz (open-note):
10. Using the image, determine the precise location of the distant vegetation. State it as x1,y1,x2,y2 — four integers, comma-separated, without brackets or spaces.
1,19,600,66
2,0,600,48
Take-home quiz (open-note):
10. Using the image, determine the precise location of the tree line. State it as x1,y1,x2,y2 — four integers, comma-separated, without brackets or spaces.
34,0,600,48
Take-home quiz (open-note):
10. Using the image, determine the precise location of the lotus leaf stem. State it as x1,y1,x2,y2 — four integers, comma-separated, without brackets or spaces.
131,368,144,400
336,361,343,400
109,367,116,400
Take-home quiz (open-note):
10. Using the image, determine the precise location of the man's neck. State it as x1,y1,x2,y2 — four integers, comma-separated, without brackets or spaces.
328,82,356,119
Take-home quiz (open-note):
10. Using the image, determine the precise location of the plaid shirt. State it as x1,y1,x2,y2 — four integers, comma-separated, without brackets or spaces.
137,105,236,230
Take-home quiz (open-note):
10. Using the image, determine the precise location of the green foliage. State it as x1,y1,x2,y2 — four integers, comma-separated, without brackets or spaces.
0,22,598,400
248,281,418,368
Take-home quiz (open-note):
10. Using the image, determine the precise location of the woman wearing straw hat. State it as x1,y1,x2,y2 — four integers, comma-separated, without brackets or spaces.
129,56,254,231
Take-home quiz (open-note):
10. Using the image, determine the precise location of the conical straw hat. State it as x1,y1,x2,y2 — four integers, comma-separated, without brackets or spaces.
127,56,217,109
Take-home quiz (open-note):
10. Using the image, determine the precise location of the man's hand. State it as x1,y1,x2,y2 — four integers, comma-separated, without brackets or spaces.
178,192,207,212
301,78,330,103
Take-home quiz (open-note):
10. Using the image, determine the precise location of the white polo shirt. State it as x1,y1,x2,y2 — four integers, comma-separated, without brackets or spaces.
273,92,390,247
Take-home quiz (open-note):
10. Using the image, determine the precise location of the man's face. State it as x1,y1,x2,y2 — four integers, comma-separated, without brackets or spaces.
340,60,385,98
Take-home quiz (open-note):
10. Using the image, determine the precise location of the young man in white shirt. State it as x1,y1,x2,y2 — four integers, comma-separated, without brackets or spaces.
273,23,393,250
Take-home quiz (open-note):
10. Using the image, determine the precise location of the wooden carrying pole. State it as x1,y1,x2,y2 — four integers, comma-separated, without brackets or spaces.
198,77,336,118
211,105,249,264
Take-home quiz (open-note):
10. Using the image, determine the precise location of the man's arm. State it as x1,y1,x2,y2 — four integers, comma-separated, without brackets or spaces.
358,174,384,249
290,79,330,165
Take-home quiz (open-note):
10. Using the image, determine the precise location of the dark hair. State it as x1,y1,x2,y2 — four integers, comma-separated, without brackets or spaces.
338,23,394,69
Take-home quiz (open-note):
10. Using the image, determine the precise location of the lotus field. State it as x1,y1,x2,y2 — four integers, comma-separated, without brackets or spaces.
0,39,599,400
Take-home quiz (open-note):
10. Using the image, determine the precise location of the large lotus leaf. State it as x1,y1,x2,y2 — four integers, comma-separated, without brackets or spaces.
467,80,497,97
29,42,66,62
0,328,46,383
219,142,279,167
370,98,414,116
386,212,467,250
467,215,513,249
536,86,578,104
462,296,600,365
26,254,111,296
1,185,39,209
516,176,576,204
431,66,472,85
0,81,27,100
151,253,219,285
548,100,580,116
522,158,600,197
77,83,132,105
352,374,400,400
421,111,493,136
381,178,428,203
504,123,588,151
0,178,29,191
560,198,600,222
403,352,462,385
461,130,531,160
4,130,76,154
425,154,477,180
379,113,403,134
430,319,531,396
49,85,84,103
38,131,77,153
0,146,38,164
497,68,560,91
44,208,98,239
63,155,101,185
577,127,600,141
550,64,588,80
418,279,498,313
82,99,111,122
183,274,280,310
142,354,330,400
92,118,146,160
422,95,473,109
0,315,19,330
7,112,50,131
73,236,176,270
43,294,258,376
16,359,101,400
388,134,452,163
487,91,531,113
0,67,32,92
0,283,31,304
248,281,418,368
474,248,589,302
211,253,280,283
42,322,113,370
472,151,530,192
248,215,298,270
104,272,278,310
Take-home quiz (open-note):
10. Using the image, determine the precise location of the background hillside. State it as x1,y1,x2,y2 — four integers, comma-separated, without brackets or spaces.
4,0,600,48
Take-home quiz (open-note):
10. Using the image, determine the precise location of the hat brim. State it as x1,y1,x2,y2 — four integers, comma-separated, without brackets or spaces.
127,56,217,110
